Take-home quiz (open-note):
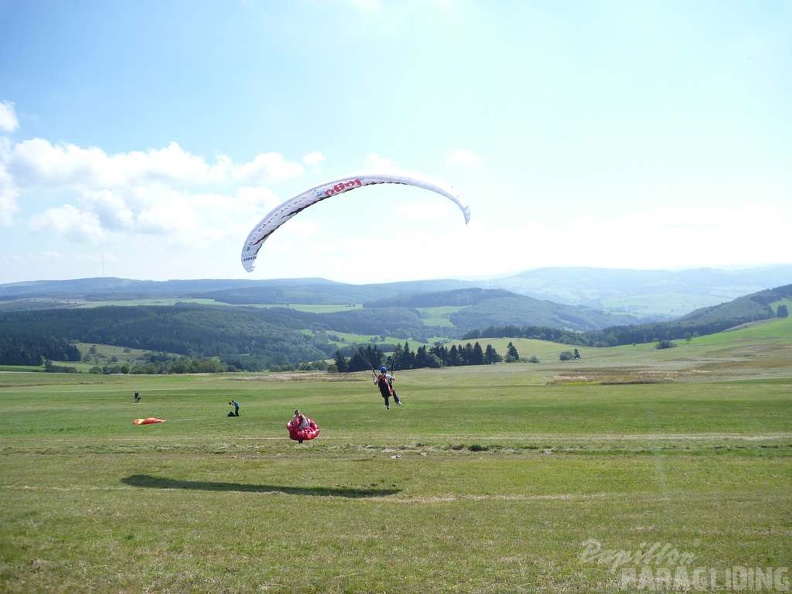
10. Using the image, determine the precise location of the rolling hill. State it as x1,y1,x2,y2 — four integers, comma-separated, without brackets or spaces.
0,275,790,371
1,264,790,318
1,266,790,372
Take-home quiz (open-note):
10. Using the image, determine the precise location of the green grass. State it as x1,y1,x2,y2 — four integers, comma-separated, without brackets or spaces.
416,306,467,328
1,324,791,593
324,332,431,349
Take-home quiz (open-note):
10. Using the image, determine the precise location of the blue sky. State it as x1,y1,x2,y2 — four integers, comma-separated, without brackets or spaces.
1,0,790,284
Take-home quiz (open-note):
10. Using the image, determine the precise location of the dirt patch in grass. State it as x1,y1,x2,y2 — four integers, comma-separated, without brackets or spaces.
549,370,678,385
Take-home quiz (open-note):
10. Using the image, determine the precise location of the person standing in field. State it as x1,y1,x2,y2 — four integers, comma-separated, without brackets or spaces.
375,366,400,409
384,368,400,405
229,400,240,416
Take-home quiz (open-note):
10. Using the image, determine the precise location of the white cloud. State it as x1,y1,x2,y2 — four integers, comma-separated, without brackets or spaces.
447,148,481,167
80,190,136,230
364,153,398,171
30,204,106,243
8,138,307,190
118,142,231,185
236,185,281,210
0,163,19,225
231,152,304,183
302,151,325,166
0,134,310,244
136,194,200,237
0,101,18,133
11,139,117,187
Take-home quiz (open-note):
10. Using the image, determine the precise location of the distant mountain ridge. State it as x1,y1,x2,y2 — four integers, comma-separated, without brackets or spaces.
479,265,792,317
1,264,790,319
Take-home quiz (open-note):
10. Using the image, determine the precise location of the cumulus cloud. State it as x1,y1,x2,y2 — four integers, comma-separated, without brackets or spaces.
0,101,18,133
30,204,106,242
447,148,481,167
364,153,398,171
0,162,19,226
236,185,281,210
0,130,307,239
302,151,325,166
231,152,304,183
7,136,308,192
80,190,135,230
11,139,117,187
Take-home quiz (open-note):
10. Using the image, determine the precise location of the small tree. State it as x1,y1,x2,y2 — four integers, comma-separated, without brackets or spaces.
471,342,485,365
777,304,789,318
333,350,348,373
505,342,520,363
484,344,502,364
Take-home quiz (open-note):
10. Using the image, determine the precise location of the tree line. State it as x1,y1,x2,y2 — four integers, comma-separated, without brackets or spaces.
333,340,510,373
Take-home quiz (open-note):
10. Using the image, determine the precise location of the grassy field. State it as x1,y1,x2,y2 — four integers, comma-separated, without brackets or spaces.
1,321,791,593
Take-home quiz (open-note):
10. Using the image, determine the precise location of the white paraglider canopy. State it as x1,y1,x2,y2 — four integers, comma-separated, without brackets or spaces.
241,171,470,272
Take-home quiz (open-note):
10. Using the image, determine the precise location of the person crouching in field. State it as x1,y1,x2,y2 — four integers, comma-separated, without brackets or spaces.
292,409,309,430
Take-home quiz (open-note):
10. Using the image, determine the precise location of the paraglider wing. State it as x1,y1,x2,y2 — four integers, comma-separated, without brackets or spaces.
241,172,470,272
132,417,165,425
287,417,320,442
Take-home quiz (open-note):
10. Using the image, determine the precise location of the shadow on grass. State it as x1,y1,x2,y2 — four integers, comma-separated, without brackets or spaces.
121,474,400,498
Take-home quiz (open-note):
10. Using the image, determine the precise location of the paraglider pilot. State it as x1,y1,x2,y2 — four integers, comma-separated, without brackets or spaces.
133,391,141,402
289,409,317,443
375,366,401,409
228,400,240,417
292,409,309,430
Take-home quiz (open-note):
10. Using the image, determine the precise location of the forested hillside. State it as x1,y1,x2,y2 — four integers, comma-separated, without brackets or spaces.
0,306,330,370
1,282,789,372
587,284,792,346
446,294,643,333
366,288,648,332
467,284,792,347
0,332,81,366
